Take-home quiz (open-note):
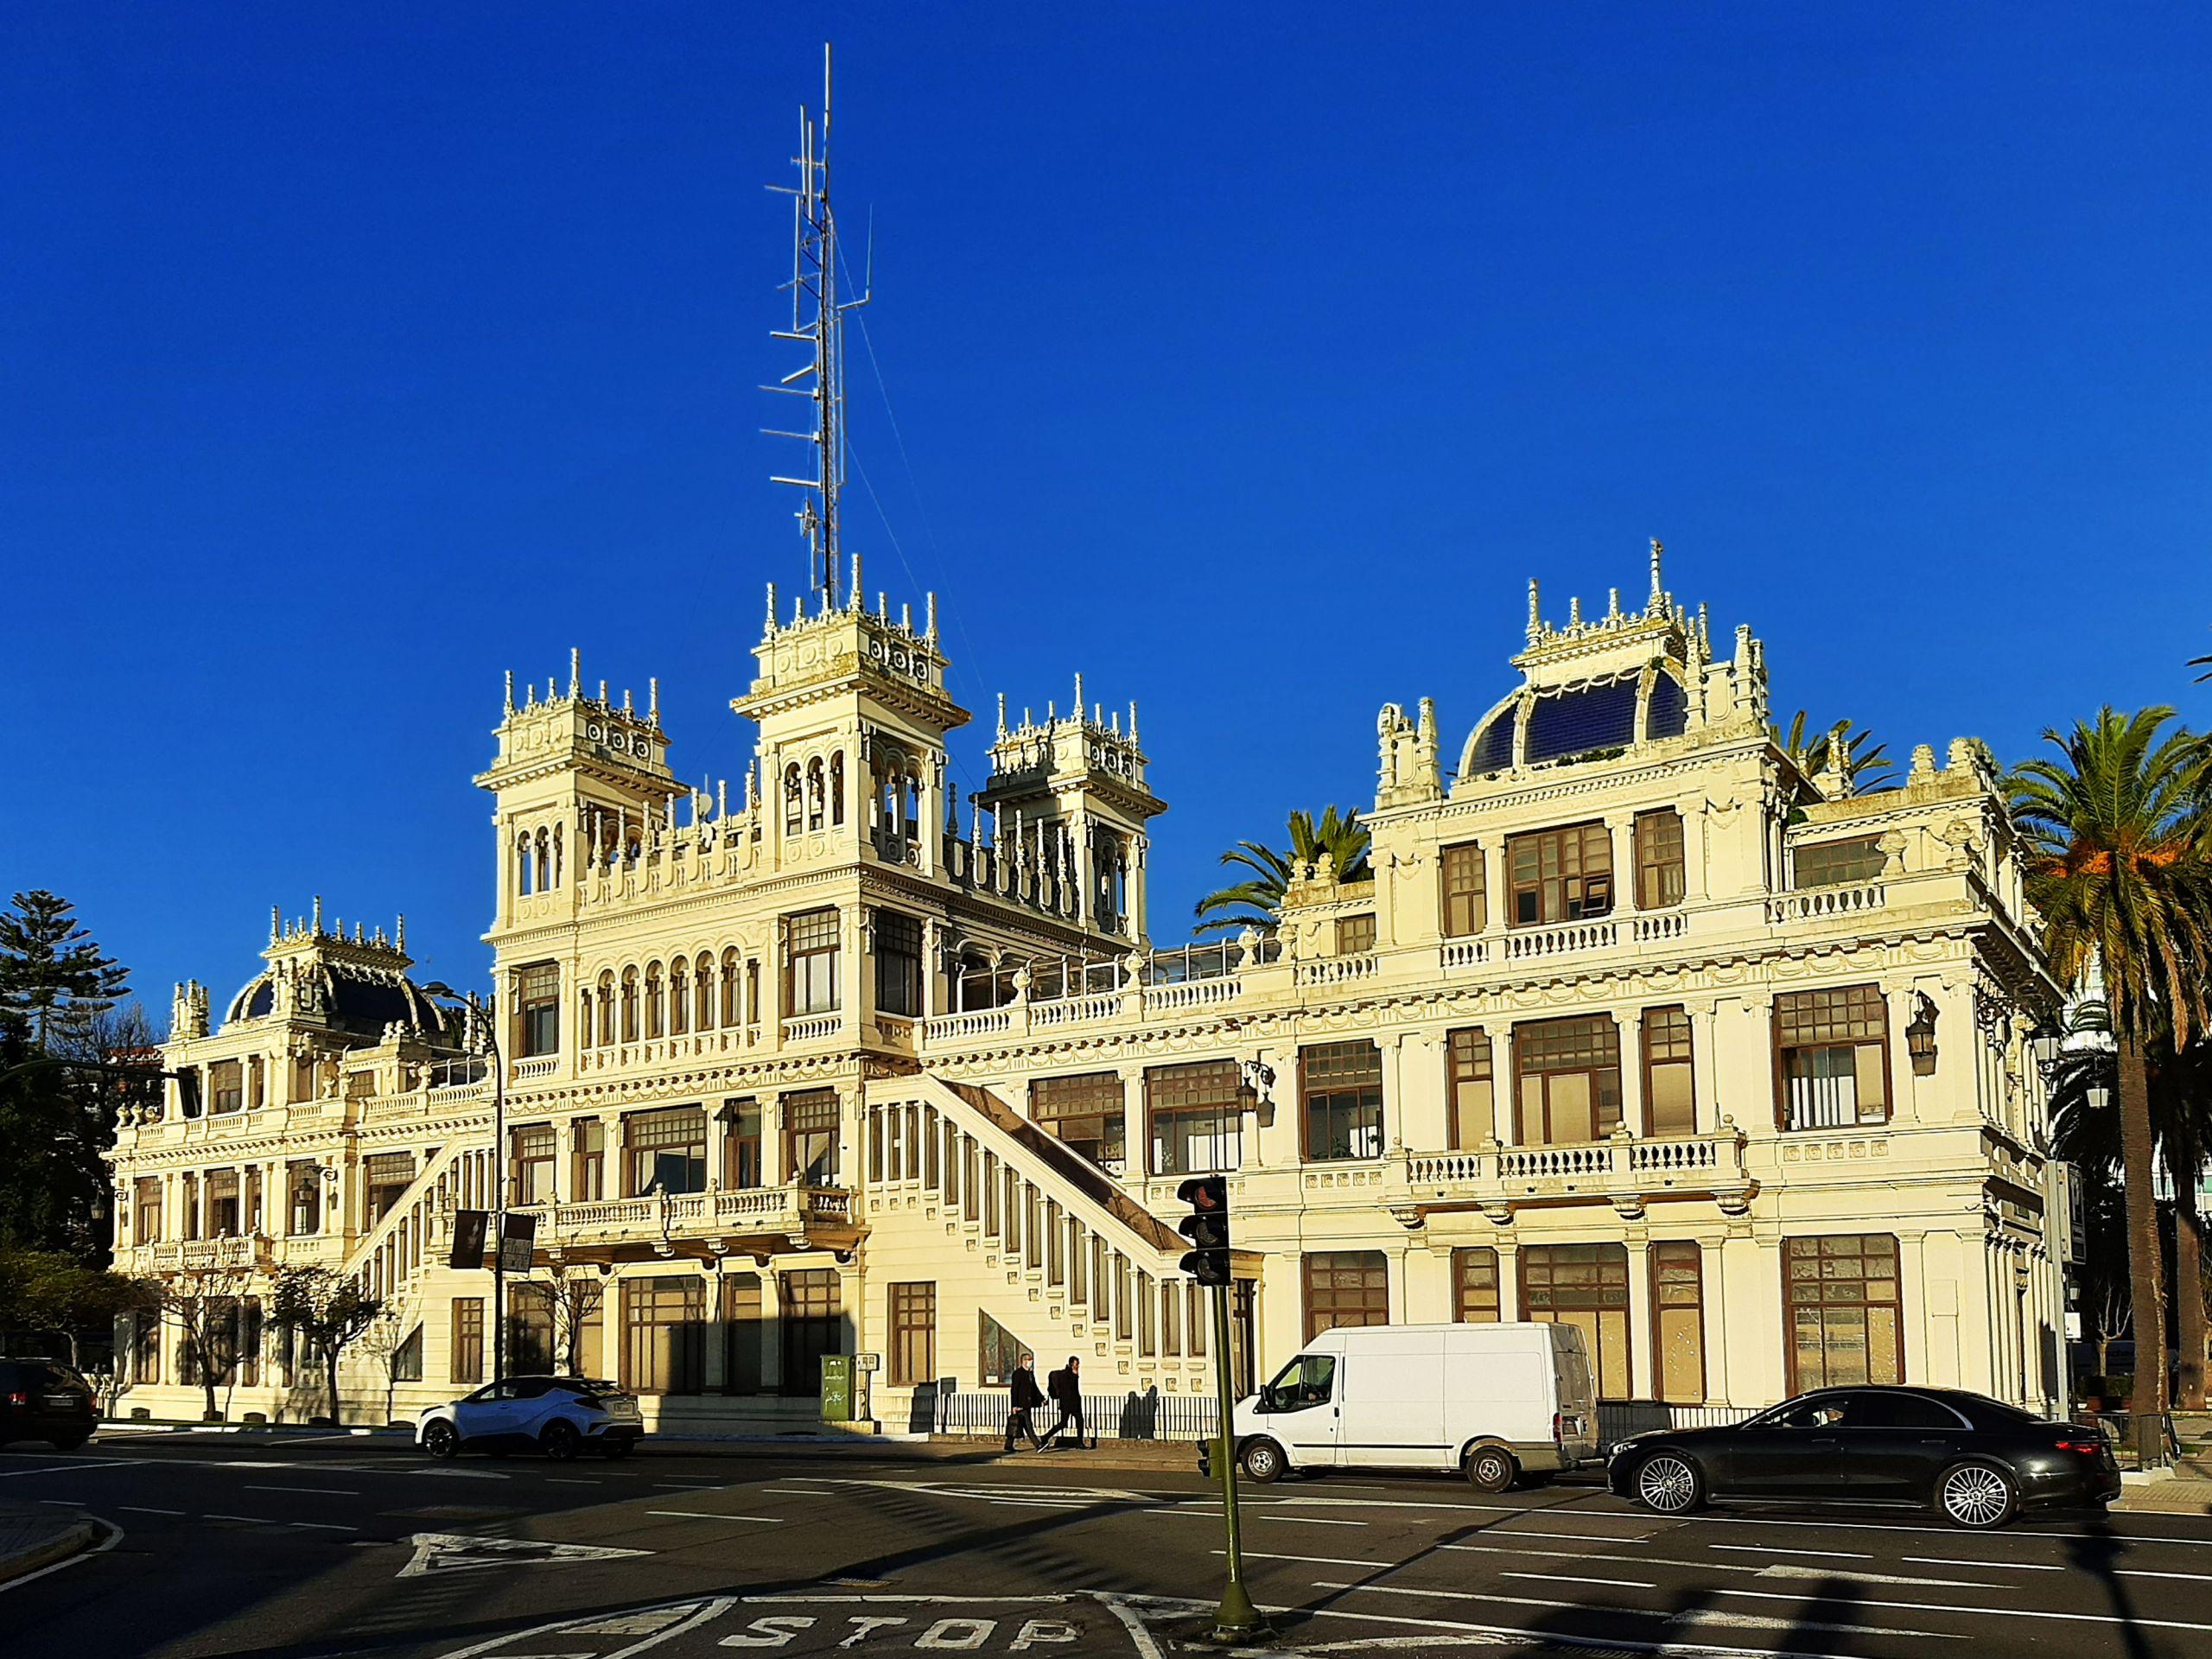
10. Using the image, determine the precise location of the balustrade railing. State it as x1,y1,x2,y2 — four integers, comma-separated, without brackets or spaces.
1766,881,1886,925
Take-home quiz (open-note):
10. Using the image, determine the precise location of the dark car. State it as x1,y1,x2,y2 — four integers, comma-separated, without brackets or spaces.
1608,1385,2120,1529
0,1358,97,1452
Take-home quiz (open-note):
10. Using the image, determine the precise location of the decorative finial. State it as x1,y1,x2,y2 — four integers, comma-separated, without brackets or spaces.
793,594,805,625
849,552,862,610
622,686,633,715
1526,579,1541,645
569,647,581,697
599,679,607,702
1074,671,1085,717
1128,700,1140,741
524,681,536,709
766,581,779,633
312,894,323,932
995,692,1007,737
1568,594,1582,628
925,592,938,640
648,677,659,722
396,914,405,951
270,906,281,944
1607,587,1620,620
900,601,912,631
504,670,515,715
1649,537,1664,606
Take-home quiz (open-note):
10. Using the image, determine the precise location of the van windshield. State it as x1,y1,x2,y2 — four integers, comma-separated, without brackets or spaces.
1263,1354,1336,1413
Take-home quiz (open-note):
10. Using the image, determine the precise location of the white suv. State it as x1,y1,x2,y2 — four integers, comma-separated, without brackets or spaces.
416,1376,644,1461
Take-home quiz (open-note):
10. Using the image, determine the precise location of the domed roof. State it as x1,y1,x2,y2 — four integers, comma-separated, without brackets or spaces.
1457,665,1693,779
224,963,454,1039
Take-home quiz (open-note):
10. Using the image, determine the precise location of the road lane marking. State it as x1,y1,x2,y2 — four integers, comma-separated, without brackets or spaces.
246,1484,359,1496
760,1487,822,1495
1300,1602,1964,1653
1499,1570,1656,1589
0,1517,124,1597
0,1459,146,1478
1308,1581,1965,1642
289,1520,359,1532
1711,1587,2212,1634
1903,1556,2062,1571
1252,1515,1367,1526
2114,1567,2212,1581
1757,1563,2001,1589
35,1499,84,1507
1712,1543,1873,1560
207,1513,277,1523
547,1478,601,1485
118,1505,185,1516
645,1510,783,1523
1491,1529,1656,1543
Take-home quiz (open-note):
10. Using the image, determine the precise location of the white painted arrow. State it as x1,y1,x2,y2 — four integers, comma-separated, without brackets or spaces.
398,1531,652,1579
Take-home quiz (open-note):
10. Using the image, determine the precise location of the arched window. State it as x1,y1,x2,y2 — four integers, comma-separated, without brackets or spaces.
517,832,535,897
696,951,715,1031
551,823,564,887
644,963,664,1039
784,764,804,836
807,757,826,833
670,958,690,1035
721,948,742,1027
830,751,846,826
620,968,639,1045
535,828,551,893
595,971,616,1047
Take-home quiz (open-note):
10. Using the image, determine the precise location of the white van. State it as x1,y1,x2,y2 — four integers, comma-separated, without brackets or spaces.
1224,1322,1600,1491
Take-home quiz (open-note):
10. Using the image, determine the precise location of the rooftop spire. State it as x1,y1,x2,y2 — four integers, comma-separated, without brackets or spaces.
765,42,871,611
569,646,581,698
1526,579,1542,646
1649,537,1664,607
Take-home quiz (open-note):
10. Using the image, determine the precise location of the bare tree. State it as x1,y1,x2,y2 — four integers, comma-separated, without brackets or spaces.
512,1265,607,1376
149,1267,254,1421
354,1305,421,1425
267,1267,383,1424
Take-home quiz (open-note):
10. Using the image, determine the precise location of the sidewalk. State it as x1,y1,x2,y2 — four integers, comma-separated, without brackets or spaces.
0,1502,98,1586
2116,1468,2212,1515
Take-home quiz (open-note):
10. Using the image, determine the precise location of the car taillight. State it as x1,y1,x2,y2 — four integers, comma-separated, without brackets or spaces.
2055,1439,2103,1455
571,1395,601,1408
1553,1411,1565,1445
4,1391,29,1408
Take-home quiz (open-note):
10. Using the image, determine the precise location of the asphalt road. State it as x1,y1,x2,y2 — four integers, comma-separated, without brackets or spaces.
3,1433,2210,1659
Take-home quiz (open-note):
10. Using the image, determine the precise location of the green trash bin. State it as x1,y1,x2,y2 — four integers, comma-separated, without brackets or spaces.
820,1354,855,1423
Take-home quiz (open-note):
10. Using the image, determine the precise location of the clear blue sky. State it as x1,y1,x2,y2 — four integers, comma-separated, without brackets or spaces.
5,4,2210,1017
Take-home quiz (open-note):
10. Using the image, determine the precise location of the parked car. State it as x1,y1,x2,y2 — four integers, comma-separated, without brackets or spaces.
1608,1384,2120,1529
0,1357,96,1452
1203,1321,1600,1491
416,1375,643,1461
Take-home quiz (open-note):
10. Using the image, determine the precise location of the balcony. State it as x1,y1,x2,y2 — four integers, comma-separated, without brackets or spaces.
511,1181,859,1264
1401,1126,1754,1222
136,1233,276,1274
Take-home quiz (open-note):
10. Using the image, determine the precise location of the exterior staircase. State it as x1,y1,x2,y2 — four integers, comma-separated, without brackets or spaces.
861,1074,1227,1424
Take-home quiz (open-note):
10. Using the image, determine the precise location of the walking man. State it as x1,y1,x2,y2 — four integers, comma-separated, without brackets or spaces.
1041,1354,1088,1450
1004,1352,1046,1452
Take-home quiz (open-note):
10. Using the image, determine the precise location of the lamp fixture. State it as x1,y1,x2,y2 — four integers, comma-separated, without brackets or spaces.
1906,995,1939,1077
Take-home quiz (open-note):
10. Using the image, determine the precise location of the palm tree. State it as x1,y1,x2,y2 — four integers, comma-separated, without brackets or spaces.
2012,707,2212,1442
1194,806,1372,935
1772,711,1894,792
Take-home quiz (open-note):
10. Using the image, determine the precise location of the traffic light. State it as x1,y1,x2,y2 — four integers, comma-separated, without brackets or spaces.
1178,1173,1232,1287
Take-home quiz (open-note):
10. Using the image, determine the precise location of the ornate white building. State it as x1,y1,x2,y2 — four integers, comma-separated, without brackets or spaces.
105,543,2074,1443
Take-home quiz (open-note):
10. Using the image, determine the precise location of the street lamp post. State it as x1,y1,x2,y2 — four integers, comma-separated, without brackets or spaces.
421,982,505,1385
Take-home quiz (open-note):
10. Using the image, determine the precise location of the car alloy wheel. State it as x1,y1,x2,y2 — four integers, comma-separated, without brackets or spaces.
1240,1439,1285,1484
542,1421,582,1462
423,1420,459,1460
1635,1453,1700,1514
1938,1463,2016,1529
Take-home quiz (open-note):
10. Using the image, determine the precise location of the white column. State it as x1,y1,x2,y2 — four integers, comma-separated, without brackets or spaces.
1624,1234,1655,1401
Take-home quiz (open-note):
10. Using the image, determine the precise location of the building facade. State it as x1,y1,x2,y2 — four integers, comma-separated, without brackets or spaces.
106,550,2072,1439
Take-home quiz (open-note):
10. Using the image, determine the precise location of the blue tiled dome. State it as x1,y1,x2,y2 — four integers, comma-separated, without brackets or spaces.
1523,677,1640,765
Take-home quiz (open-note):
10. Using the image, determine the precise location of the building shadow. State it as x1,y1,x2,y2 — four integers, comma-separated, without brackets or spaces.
2069,1515,2154,1659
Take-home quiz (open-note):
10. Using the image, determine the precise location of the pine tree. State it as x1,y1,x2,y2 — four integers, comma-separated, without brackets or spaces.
0,890,130,1049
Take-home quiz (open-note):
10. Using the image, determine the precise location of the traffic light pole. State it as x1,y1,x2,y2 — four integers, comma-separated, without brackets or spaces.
1208,1283,1260,1639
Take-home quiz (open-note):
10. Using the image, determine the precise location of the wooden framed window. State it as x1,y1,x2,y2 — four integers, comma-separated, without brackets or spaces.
1186,1281,1207,1357
205,1169,241,1237
571,1119,605,1202
508,1124,556,1205
1512,1016,1623,1145
1506,822,1613,926
1651,1241,1705,1403
1783,1234,1902,1389
788,908,841,1014
364,1154,415,1224
1776,984,1891,1129
624,1106,708,1196
1633,810,1686,910
1440,842,1486,937
1303,1251,1389,1342
669,958,689,1035
1334,913,1376,954
1137,1271,1156,1357
874,910,924,1018
1300,1040,1384,1160
130,1313,161,1384
135,1176,163,1243
451,1298,484,1385
1522,1243,1630,1400
888,1281,937,1386
721,1099,763,1189
783,1089,840,1186
1453,1247,1502,1323
1446,1029,1494,1148
1641,1007,1697,1135
721,1273,762,1395
979,1310,1022,1387
696,952,715,1031
1795,836,1886,889
1033,1072,1127,1173
620,968,639,1043
1145,1060,1243,1176
209,1059,243,1115
622,1276,706,1395
721,949,741,1028
645,963,664,1039
515,961,560,1057
779,1269,842,1393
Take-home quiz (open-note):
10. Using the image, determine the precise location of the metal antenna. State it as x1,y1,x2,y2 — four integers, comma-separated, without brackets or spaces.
764,42,871,610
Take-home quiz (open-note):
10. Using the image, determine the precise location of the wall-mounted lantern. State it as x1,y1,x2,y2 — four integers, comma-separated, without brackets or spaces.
1906,995,1939,1077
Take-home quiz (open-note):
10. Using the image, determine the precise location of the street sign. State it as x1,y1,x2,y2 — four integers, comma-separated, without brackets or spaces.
498,1210,537,1273
855,1351,882,1373
448,1209,488,1269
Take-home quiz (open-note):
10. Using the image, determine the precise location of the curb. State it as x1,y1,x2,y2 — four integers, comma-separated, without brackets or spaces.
0,1519,97,1587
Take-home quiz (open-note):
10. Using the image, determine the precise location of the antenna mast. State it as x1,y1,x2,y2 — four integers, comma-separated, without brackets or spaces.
765,42,869,610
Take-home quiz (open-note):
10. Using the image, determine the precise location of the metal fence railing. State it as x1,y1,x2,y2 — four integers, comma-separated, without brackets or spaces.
932,1388,1220,1442
1595,1402,1757,1448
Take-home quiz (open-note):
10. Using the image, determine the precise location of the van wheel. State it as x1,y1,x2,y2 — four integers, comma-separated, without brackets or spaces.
1240,1439,1287,1484
1465,1446,1518,1493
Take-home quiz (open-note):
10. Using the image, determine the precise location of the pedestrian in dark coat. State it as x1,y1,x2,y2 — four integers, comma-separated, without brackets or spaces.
1004,1353,1046,1451
1040,1355,1088,1450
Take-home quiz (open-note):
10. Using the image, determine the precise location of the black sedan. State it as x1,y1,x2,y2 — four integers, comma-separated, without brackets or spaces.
0,1357,97,1452
1607,1384,2120,1529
